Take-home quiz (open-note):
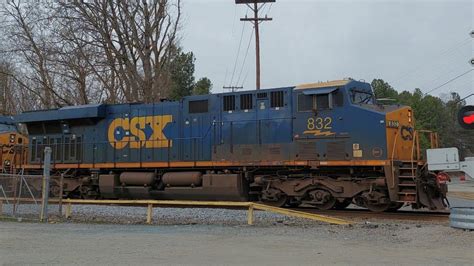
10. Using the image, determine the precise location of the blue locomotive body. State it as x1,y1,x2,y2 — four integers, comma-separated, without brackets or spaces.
14,79,447,211
18,80,390,166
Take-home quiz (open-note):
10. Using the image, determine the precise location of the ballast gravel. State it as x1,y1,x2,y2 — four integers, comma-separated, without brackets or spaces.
2,203,325,226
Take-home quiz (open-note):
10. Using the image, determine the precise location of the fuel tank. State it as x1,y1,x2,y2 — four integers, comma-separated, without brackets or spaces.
162,172,202,187
119,172,155,186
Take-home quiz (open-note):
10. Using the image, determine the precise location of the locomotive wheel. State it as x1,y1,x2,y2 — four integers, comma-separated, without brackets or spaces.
357,190,391,212
261,195,288,207
79,185,100,199
49,184,61,198
386,202,404,212
308,189,337,210
260,188,288,207
333,199,352,210
315,197,337,210
366,202,391,212
286,197,301,208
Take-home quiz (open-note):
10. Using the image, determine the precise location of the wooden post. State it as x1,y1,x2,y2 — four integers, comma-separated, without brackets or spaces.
146,203,153,224
247,204,254,225
0,200,3,215
65,202,72,219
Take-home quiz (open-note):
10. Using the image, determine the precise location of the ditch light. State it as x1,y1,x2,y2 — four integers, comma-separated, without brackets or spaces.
458,105,474,130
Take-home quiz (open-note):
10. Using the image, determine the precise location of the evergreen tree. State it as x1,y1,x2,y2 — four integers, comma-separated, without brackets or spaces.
168,49,196,100
193,77,212,95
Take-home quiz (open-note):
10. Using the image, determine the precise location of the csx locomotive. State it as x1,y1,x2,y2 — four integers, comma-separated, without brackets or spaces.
3,79,448,211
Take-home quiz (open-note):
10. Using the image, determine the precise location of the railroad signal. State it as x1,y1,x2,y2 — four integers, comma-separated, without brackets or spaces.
458,105,474,130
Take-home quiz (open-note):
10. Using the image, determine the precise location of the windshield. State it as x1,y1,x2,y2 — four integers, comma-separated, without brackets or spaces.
0,124,18,134
350,89,375,105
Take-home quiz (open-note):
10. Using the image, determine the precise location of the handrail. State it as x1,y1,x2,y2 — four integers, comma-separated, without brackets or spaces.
390,130,399,189
410,130,418,181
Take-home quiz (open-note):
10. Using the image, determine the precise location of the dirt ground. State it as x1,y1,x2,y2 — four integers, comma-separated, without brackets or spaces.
0,221,472,265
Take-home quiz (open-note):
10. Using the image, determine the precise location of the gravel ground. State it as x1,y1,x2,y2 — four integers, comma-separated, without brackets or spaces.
0,221,473,265
1,201,473,265
0,202,452,226
2,203,329,226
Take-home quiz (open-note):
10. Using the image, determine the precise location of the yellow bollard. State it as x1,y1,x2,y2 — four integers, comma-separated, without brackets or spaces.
247,204,254,225
146,203,153,224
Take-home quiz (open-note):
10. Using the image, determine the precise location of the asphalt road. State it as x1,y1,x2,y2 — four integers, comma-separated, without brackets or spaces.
0,221,473,265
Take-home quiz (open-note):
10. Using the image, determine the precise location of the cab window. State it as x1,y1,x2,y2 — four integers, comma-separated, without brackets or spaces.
297,90,343,112
316,94,329,109
350,88,375,105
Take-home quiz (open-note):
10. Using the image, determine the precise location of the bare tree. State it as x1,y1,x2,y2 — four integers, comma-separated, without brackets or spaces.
58,0,182,102
0,0,183,113
0,60,37,114
1,0,73,108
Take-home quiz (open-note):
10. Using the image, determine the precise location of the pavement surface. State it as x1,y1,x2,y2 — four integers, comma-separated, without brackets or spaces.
0,221,473,266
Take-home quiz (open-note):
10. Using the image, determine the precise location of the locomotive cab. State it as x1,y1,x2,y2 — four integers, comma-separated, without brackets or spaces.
0,116,27,173
291,80,446,210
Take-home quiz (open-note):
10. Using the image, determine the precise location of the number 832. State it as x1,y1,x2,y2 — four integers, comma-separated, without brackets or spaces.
307,117,332,130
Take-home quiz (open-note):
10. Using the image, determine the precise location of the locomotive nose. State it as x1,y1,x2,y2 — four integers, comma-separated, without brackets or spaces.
385,107,415,161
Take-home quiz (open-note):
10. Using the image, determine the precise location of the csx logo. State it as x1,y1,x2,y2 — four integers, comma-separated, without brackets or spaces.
107,115,172,149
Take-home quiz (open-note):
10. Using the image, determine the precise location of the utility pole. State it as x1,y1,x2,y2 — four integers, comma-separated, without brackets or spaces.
235,0,275,90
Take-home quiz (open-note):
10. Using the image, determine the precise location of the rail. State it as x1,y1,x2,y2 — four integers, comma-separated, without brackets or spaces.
0,198,352,226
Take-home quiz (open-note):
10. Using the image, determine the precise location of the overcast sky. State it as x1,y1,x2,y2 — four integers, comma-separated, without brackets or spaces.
181,0,473,104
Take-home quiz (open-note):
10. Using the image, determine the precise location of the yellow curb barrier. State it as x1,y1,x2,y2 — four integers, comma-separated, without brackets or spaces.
0,198,352,225
59,199,352,225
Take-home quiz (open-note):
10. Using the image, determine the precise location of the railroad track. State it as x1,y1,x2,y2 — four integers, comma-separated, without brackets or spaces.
292,207,450,222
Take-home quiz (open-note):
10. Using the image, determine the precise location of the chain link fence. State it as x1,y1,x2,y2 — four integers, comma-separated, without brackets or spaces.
0,172,45,221
0,147,61,222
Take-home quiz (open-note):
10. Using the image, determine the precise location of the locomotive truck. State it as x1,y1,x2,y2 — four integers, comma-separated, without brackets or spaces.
3,79,449,211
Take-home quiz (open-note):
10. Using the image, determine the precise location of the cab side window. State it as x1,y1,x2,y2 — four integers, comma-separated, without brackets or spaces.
315,94,329,110
297,90,344,112
297,93,313,112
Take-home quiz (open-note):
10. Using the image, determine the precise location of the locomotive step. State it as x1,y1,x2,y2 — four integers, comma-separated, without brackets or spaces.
398,192,417,195
398,183,416,187
396,199,416,203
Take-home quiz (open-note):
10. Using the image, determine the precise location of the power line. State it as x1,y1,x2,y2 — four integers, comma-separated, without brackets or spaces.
421,65,470,90
391,37,471,85
240,66,251,87
236,27,255,87
223,86,243,92
424,69,473,95
228,21,247,87
223,5,239,87
266,3,273,14
236,0,275,90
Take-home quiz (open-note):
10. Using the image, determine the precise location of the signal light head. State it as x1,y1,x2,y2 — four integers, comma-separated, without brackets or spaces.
463,113,474,124
458,106,474,130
